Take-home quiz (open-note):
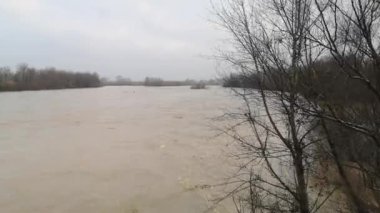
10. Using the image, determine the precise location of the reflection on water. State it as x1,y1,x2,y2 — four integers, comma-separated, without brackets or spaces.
0,86,236,213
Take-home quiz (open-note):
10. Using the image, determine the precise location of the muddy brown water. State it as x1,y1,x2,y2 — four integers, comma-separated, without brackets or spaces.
0,86,240,213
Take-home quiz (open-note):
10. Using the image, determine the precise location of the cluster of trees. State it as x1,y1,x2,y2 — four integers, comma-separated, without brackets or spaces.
0,64,100,91
214,0,380,212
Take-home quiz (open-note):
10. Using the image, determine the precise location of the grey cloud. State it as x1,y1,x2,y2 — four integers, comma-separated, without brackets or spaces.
0,0,221,80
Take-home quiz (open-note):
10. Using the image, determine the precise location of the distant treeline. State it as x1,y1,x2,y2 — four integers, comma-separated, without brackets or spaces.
222,73,261,88
223,55,380,178
0,64,100,91
223,56,378,103
102,76,220,87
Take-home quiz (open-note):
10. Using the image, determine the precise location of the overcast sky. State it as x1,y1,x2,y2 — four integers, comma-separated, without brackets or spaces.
0,0,223,80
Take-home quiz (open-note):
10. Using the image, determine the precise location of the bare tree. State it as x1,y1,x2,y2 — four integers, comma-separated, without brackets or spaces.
214,0,380,212
306,0,380,211
212,0,332,212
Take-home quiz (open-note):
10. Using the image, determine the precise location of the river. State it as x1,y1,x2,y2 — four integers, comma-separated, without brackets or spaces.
0,86,238,213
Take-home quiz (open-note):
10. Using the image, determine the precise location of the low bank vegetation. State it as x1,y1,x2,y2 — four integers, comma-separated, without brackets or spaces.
190,82,207,89
102,76,219,88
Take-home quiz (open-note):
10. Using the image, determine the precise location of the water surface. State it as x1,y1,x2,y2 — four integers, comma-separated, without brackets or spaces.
0,86,236,213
